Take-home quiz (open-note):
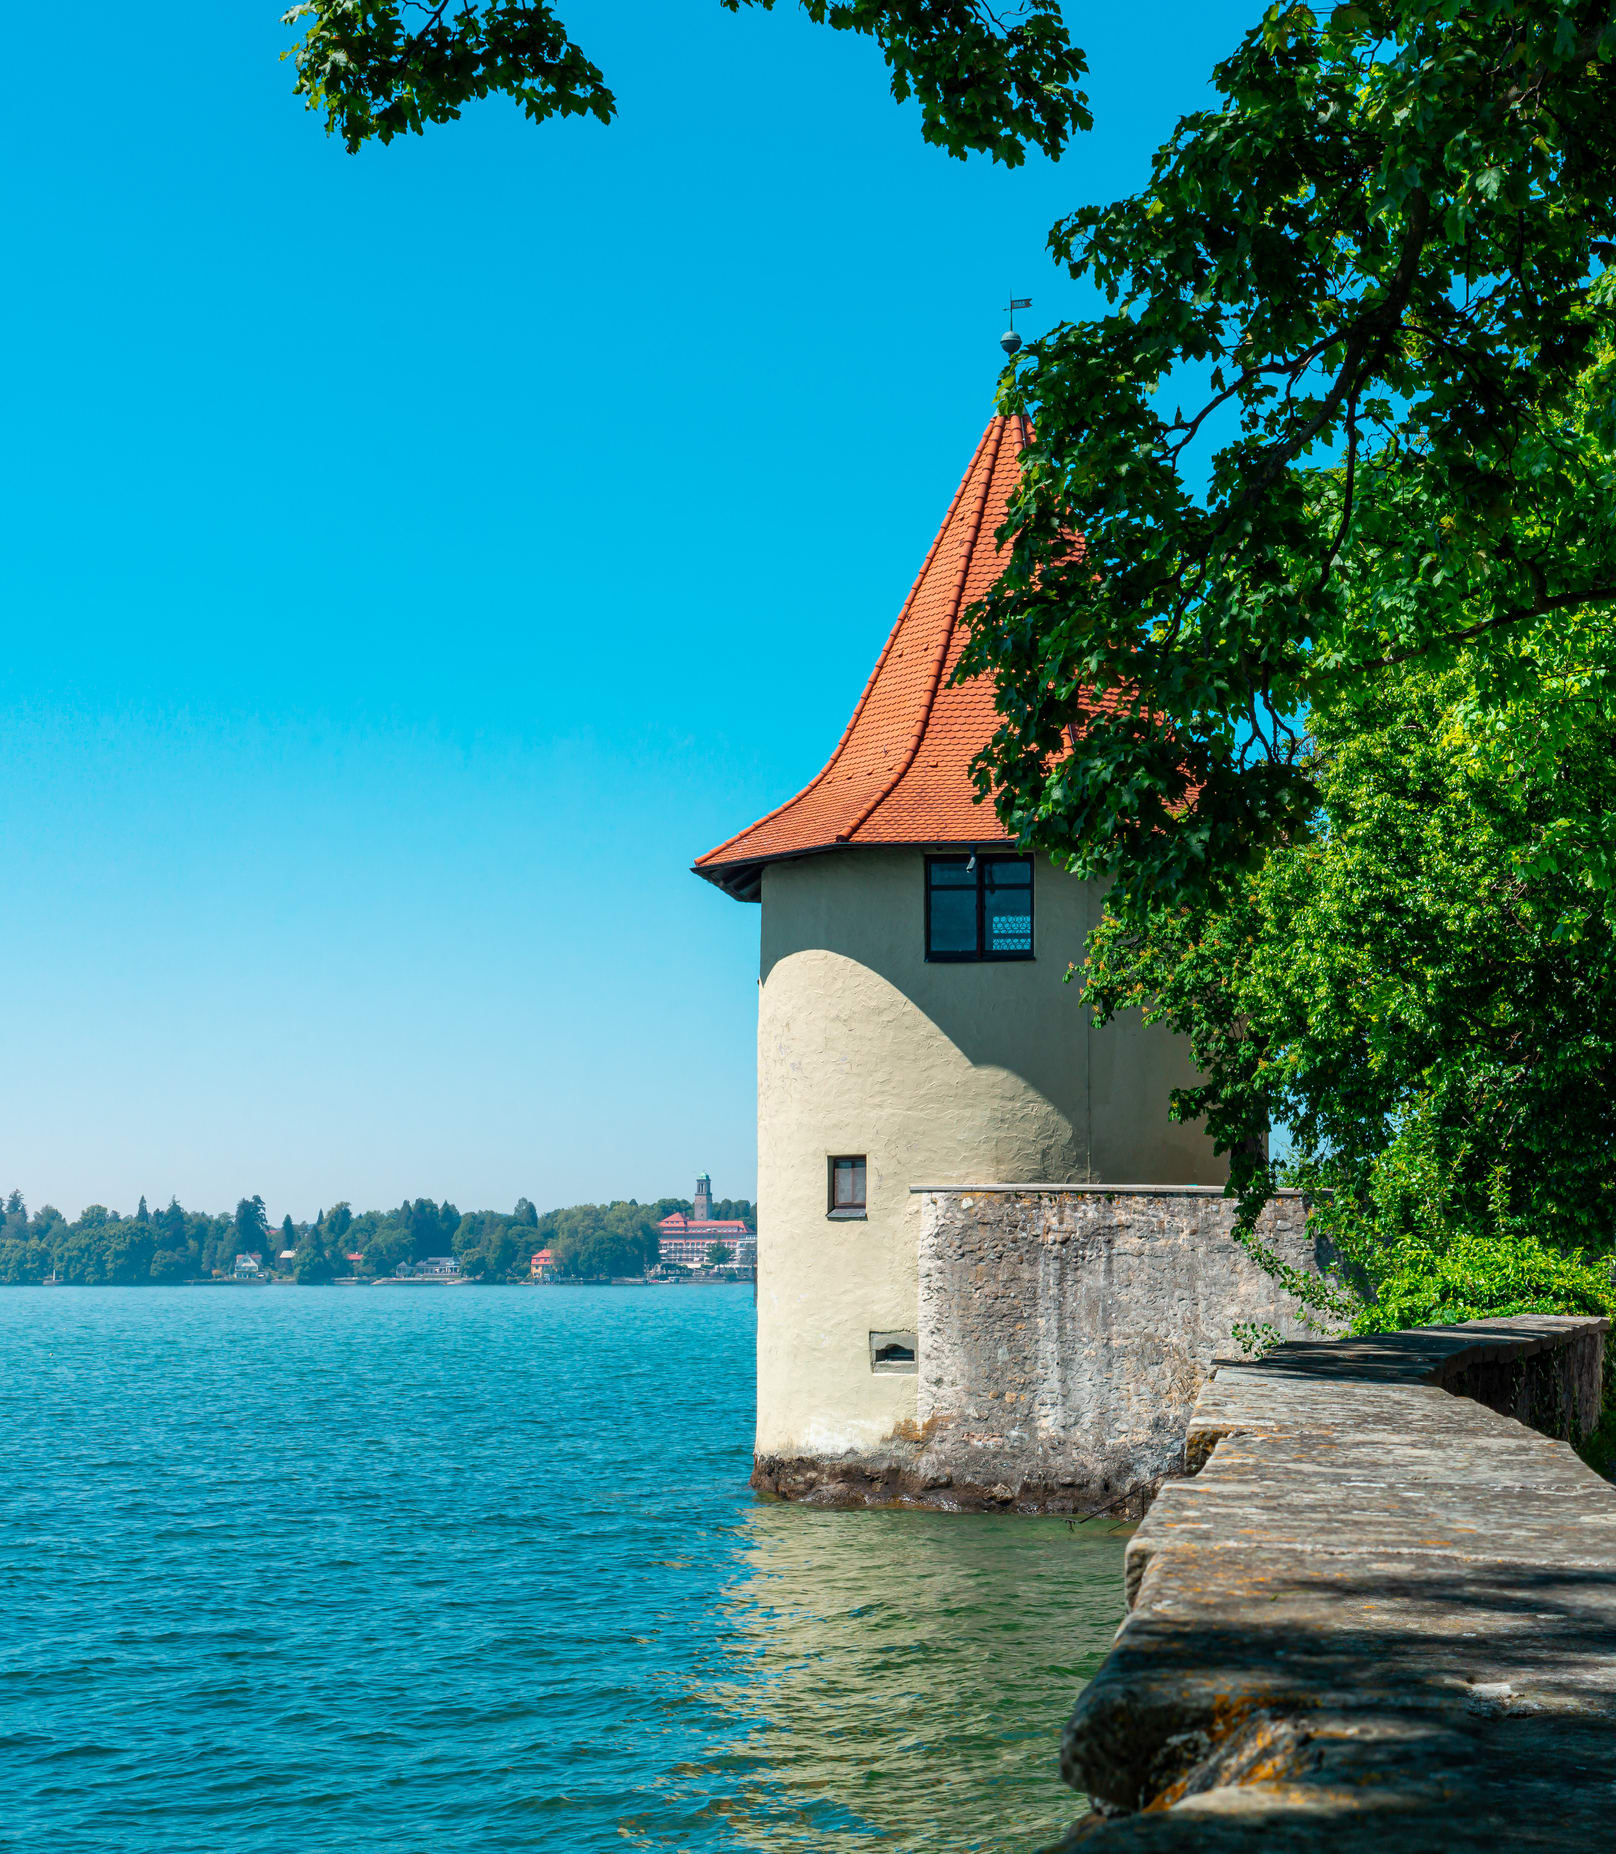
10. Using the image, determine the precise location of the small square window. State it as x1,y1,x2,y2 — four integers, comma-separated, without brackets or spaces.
828,1155,867,1219
926,855,1034,961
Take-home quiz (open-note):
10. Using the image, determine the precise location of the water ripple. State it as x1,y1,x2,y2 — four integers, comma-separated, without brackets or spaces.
0,1286,1123,1851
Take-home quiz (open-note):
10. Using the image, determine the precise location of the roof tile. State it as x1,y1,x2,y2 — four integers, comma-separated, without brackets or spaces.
695,416,1031,900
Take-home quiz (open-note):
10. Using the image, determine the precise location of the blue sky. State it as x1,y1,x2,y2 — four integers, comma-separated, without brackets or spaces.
0,1,1257,1222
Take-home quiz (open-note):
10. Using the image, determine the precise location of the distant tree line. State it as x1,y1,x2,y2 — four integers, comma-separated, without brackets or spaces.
0,1191,755,1285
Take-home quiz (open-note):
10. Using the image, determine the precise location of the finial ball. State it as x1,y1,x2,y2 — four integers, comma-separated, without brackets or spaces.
1000,329,1023,357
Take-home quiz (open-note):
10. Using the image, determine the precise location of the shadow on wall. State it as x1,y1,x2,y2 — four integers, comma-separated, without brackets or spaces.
760,849,1089,1095
760,847,1221,1184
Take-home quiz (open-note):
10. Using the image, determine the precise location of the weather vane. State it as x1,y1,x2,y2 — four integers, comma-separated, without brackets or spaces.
1000,297,1032,357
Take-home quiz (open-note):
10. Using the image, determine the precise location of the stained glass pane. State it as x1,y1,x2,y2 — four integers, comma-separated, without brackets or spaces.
983,858,1033,955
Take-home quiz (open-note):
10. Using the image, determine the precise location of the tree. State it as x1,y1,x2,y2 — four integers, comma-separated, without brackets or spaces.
653,1196,757,1227
234,1195,270,1258
199,1213,238,1278
704,1241,735,1268
1084,637,1616,1332
318,1202,355,1275
150,1245,194,1283
0,1187,719,1291
0,1240,51,1284
93,1220,156,1284
282,0,1089,164
359,1220,415,1278
145,1195,204,1282
399,1197,460,1260
294,1221,336,1284
965,0,1616,903
452,1210,525,1278
539,1202,661,1279
281,1,1616,914
0,1199,201,1284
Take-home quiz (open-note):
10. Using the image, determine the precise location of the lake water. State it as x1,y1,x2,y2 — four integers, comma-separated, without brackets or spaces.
0,1286,1126,1852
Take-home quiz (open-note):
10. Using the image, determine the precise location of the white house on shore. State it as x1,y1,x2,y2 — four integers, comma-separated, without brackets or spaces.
694,413,1227,1496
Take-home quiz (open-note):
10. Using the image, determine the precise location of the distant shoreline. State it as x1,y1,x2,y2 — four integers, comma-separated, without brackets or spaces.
1,1191,756,1298
25,1275,754,1289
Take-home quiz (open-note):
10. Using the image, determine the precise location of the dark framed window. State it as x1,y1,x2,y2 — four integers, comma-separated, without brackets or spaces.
925,855,1034,961
828,1155,867,1219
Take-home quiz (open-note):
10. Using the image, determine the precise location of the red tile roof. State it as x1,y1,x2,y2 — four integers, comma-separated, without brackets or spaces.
656,1214,752,1236
695,415,1032,901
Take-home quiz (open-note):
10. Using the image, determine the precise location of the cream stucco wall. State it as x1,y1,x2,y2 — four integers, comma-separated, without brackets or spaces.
754,847,1222,1462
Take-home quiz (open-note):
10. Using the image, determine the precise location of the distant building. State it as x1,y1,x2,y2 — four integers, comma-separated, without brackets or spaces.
416,1256,461,1277
530,1247,556,1281
232,1253,262,1278
658,1181,755,1269
279,1249,297,1263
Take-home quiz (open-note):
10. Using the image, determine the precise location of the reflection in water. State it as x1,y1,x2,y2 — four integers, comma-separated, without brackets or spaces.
659,1507,1127,1852
0,1287,1115,1854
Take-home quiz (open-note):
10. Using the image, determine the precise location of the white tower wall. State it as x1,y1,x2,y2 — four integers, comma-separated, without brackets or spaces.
754,847,1222,1465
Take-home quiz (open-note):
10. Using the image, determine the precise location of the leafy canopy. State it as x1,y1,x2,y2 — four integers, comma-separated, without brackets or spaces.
1084,630,1616,1332
965,0,1616,899
280,0,1090,163
274,0,1616,1341
282,0,1616,910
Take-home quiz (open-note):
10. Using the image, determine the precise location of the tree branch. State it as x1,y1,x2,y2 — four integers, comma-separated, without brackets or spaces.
1312,394,1359,597
1370,584,1616,670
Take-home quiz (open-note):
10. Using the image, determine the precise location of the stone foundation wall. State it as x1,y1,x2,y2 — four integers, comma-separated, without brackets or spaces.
752,1185,1323,1513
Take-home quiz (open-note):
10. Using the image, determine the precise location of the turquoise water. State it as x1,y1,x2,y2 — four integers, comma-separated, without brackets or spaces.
0,1286,1125,1852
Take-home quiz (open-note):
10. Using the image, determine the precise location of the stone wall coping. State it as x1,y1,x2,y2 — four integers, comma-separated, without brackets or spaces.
1060,1312,1616,1846
1205,1311,1609,1389
908,1183,1306,1197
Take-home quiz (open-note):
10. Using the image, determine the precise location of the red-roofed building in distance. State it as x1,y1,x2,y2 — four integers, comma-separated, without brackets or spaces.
693,409,1225,1502
658,1175,755,1272
530,1247,556,1282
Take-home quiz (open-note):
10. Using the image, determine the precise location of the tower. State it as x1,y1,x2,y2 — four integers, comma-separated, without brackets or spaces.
692,1174,712,1221
694,415,1223,1493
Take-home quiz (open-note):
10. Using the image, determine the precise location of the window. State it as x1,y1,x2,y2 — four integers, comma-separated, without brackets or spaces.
869,1330,918,1374
925,855,1034,961
828,1155,866,1219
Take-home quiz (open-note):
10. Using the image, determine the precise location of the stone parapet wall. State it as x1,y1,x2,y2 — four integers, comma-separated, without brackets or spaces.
753,1185,1321,1513
1057,1314,1614,1849
913,1187,1320,1513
